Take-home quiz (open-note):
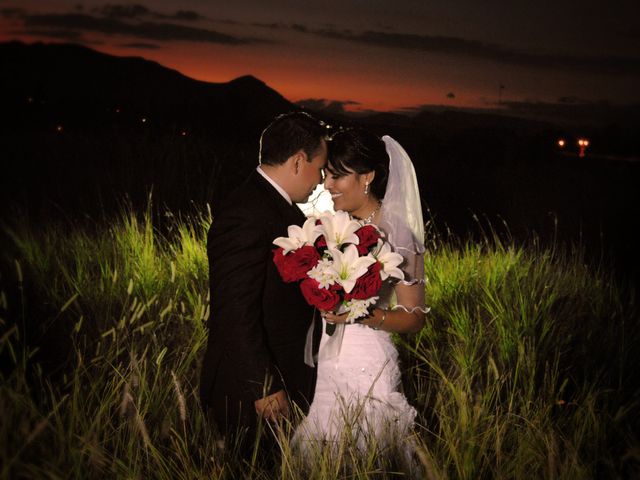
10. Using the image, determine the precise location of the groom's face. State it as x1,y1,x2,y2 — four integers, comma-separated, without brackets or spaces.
291,139,327,203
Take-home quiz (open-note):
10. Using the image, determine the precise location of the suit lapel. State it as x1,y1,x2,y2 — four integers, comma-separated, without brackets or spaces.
250,170,307,227
287,201,307,226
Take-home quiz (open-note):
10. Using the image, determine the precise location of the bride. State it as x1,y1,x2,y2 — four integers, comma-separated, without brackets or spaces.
293,127,428,462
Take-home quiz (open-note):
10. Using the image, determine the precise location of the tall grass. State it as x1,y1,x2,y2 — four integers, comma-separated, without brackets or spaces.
407,223,639,479
0,206,638,478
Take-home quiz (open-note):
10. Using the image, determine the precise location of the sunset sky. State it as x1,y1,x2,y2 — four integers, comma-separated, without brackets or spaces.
2,0,639,119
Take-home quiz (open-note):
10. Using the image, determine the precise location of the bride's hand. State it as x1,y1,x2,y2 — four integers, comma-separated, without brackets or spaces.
320,310,350,324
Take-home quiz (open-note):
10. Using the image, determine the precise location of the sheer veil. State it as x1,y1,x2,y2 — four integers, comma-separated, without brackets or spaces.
380,135,425,256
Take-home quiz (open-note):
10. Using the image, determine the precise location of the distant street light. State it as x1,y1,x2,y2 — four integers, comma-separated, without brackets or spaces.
577,138,590,157
557,139,566,148
56,125,63,133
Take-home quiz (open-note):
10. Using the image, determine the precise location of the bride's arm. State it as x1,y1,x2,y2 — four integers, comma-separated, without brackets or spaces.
323,282,427,333
360,246,428,333
359,282,426,333
323,248,428,333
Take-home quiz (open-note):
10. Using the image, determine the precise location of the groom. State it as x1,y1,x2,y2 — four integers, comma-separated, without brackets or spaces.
200,112,327,446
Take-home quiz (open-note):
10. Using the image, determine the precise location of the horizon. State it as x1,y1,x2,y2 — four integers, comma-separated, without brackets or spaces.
3,38,638,130
2,1,639,125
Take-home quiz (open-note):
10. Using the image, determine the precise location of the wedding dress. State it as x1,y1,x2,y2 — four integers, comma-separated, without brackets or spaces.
292,135,428,474
292,211,427,454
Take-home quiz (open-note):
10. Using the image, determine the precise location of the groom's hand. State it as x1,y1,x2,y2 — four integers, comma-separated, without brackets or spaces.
255,390,290,422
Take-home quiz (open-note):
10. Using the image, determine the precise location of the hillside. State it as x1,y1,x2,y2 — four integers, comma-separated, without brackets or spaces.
0,41,292,126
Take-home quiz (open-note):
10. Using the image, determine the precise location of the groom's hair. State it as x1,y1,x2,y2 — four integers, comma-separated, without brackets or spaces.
259,111,327,166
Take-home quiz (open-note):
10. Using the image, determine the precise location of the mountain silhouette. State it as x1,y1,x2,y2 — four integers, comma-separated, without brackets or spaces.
0,41,293,130
0,41,300,215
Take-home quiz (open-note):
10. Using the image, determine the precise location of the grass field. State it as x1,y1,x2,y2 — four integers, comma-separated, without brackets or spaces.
1,205,638,479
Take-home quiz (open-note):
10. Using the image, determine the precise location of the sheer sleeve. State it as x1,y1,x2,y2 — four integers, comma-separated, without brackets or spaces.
378,214,429,314
393,250,429,314
399,249,425,286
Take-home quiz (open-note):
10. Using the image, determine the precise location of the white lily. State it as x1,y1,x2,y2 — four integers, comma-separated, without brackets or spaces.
307,257,338,289
273,217,321,254
318,210,361,250
345,297,379,322
373,239,404,281
329,244,376,293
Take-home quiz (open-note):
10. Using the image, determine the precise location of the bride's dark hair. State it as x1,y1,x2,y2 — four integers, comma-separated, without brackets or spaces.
328,128,389,200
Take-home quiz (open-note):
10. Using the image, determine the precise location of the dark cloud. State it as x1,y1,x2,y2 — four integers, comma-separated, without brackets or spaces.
1,7,25,18
296,98,360,115
252,22,640,76
252,21,308,33
172,10,205,22
374,22,395,31
252,21,287,30
98,4,150,19
21,13,263,45
213,18,242,26
446,92,455,99
247,20,640,74
95,4,205,21
119,42,161,49
557,96,586,104
311,28,640,75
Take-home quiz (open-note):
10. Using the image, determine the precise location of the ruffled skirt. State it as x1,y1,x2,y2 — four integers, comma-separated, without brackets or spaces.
293,321,416,453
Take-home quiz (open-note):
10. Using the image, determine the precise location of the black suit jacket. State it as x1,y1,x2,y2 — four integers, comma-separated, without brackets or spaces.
200,169,317,431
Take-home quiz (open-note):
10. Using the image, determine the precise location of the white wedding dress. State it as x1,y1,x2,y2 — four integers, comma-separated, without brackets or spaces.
292,212,428,455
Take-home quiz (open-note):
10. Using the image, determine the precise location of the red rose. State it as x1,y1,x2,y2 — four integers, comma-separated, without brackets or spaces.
272,246,320,283
345,262,382,300
315,235,327,249
355,225,381,255
300,278,341,310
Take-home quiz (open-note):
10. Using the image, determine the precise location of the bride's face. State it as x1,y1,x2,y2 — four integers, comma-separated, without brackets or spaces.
324,163,370,213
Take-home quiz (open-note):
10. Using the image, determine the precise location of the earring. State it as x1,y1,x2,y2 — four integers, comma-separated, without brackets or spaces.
364,182,369,195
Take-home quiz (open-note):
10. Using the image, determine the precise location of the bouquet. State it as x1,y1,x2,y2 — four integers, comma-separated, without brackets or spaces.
272,210,404,323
